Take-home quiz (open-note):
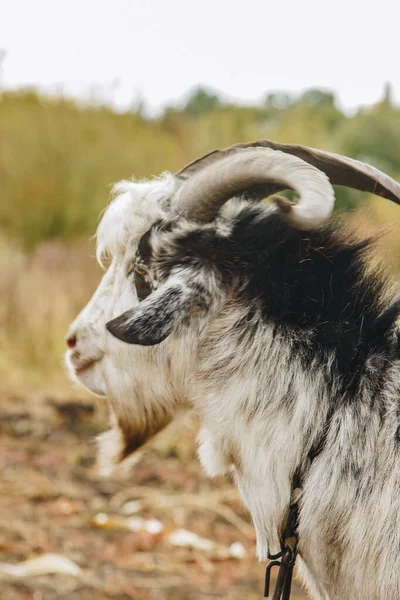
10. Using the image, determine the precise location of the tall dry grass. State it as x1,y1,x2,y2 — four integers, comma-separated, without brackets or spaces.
0,236,101,392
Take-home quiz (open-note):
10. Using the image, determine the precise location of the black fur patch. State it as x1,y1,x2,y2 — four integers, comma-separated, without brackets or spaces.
137,226,156,264
134,271,152,302
150,207,400,401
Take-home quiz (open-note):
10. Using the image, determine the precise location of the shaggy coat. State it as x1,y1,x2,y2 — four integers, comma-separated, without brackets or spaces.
66,168,400,599
106,202,400,600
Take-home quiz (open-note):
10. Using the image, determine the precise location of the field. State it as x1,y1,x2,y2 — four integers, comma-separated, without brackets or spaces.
1,87,400,599
0,390,310,599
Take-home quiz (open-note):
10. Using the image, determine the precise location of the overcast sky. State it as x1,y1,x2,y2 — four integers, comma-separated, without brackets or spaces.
1,0,399,113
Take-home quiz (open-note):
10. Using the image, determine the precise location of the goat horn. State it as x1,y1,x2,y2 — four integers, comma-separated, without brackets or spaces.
173,140,400,227
173,146,335,230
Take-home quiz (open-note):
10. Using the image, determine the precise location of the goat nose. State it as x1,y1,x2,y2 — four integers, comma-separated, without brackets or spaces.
66,334,77,349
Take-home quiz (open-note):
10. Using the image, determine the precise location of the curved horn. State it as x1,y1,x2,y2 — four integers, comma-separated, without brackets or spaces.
176,139,400,206
173,146,335,230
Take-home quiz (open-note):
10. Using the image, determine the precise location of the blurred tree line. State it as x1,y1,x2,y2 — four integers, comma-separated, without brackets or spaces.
1,84,399,250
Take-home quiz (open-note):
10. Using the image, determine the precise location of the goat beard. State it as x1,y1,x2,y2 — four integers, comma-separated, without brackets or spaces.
96,403,174,475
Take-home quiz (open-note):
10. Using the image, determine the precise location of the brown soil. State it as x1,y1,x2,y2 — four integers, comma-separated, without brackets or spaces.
0,393,308,600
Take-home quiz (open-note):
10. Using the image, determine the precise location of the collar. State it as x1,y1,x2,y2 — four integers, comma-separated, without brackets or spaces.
264,478,300,599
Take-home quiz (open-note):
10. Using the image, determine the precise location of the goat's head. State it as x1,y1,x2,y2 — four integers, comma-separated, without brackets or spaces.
65,140,400,471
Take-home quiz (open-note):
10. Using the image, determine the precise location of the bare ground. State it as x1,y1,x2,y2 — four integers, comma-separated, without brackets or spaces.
0,392,308,600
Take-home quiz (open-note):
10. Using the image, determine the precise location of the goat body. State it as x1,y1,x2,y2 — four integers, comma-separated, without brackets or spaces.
107,203,400,599
66,142,400,599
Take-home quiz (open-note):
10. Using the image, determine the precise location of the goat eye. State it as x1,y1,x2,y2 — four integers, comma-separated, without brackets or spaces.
134,265,148,276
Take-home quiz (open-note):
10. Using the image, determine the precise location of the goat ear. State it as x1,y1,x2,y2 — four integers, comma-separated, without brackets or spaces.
106,283,195,346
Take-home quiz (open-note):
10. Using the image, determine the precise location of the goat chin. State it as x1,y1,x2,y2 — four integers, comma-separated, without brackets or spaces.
66,172,400,600
64,352,107,397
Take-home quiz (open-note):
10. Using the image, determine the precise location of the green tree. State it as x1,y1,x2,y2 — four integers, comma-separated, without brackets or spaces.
183,86,223,118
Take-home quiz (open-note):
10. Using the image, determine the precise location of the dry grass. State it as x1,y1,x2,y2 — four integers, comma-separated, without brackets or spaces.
0,236,101,392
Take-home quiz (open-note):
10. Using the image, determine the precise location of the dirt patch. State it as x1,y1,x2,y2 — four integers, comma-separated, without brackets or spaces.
0,393,308,599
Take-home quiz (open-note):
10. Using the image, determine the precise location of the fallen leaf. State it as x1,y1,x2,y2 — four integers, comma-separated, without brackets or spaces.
167,529,247,560
167,529,215,552
0,553,82,578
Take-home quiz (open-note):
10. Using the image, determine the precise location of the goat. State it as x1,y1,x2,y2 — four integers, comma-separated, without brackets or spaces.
66,140,400,599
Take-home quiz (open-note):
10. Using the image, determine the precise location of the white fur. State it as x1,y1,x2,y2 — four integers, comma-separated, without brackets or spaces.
96,174,173,267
